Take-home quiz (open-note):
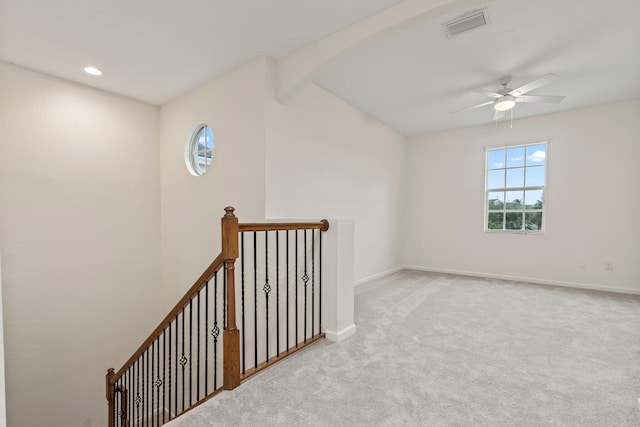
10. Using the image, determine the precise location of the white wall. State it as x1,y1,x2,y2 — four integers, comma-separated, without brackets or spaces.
159,58,268,305
405,99,640,293
0,253,6,427
265,65,406,282
0,63,162,426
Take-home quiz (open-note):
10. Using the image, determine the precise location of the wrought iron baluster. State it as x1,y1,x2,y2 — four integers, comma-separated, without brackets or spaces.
286,230,290,351
162,329,166,425
253,231,258,369
156,338,161,427
303,229,309,343
145,349,148,427
204,281,209,396
312,230,315,337
213,272,219,390
169,323,173,422
276,230,280,357
264,231,270,362
128,366,132,427
319,229,323,334
180,307,186,412
174,315,178,417
135,358,140,426
197,290,201,401
151,342,154,427
189,299,193,407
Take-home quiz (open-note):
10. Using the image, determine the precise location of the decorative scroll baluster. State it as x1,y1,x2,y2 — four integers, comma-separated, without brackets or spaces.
180,308,185,412
303,229,308,343
213,272,219,390
264,231,270,362
189,299,193,407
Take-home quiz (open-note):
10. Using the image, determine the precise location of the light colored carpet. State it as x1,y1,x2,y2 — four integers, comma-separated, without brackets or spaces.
167,270,640,426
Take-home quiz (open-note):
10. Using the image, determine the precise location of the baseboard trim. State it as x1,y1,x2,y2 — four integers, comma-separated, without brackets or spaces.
354,266,404,287
404,265,640,296
325,324,356,342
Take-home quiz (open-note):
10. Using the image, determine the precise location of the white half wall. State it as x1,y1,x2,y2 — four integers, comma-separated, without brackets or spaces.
405,100,640,293
159,58,269,305
0,63,162,426
322,219,356,341
265,64,406,282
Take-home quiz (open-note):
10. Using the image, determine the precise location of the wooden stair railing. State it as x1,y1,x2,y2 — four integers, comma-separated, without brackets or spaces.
106,207,329,426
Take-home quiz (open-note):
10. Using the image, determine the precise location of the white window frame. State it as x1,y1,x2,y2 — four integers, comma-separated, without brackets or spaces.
185,122,214,176
484,141,548,234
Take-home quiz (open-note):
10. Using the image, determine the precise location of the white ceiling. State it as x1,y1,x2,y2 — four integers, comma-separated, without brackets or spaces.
1,0,639,136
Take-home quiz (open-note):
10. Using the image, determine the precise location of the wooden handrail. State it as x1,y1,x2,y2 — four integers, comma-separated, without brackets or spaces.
112,252,225,380
238,219,329,232
107,207,330,426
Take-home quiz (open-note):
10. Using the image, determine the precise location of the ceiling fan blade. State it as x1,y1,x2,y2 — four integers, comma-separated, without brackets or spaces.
472,88,503,99
493,110,505,121
515,95,566,104
451,100,494,114
509,73,559,96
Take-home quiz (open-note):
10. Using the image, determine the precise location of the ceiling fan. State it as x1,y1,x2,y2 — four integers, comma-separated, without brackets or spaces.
454,74,566,120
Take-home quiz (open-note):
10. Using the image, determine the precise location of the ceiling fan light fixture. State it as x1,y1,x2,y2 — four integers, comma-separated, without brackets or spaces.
494,95,516,111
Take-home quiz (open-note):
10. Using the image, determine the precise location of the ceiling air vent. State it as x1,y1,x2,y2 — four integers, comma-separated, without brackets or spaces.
443,9,489,38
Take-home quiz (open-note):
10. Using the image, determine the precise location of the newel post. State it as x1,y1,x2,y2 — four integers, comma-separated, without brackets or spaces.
106,368,115,427
221,206,241,390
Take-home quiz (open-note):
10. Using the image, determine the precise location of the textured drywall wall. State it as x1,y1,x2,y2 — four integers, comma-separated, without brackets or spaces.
405,99,640,293
0,63,162,426
159,58,268,306
265,75,406,282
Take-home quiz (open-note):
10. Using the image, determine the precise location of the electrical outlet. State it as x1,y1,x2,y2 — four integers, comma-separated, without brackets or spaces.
605,262,613,271
577,259,585,269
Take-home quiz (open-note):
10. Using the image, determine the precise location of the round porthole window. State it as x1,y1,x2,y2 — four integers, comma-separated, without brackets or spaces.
185,123,214,176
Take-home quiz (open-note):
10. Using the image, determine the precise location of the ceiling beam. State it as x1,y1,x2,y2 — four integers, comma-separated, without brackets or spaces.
276,0,498,102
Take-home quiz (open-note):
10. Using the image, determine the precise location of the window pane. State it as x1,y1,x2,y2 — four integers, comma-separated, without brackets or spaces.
505,212,523,230
505,191,523,210
488,149,506,169
506,167,524,188
526,144,546,166
487,212,504,230
525,166,545,187
488,192,504,210
204,126,214,150
507,147,525,168
487,170,505,189
524,190,543,210
525,212,542,231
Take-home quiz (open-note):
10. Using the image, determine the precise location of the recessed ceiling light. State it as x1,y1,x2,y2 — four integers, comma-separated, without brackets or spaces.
84,66,102,76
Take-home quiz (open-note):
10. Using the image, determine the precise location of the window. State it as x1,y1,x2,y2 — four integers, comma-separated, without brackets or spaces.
485,142,546,232
185,123,214,176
